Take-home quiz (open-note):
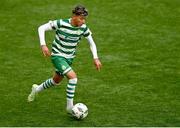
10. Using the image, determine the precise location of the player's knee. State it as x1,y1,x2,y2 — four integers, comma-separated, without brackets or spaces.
53,78,60,84
66,70,77,79
53,72,64,84
69,78,78,84
53,76,62,84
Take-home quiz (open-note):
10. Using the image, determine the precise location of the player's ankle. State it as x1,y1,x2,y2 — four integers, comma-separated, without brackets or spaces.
66,107,73,114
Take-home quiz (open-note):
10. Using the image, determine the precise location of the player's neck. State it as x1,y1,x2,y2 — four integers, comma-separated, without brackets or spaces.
70,18,79,27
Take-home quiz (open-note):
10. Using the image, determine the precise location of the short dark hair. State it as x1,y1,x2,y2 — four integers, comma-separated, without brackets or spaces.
72,5,88,16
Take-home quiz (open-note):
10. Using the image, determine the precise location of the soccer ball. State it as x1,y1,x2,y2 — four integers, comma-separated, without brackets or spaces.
72,103,88,119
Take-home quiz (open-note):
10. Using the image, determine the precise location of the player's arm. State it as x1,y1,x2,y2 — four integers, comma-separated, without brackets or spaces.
85,35,102,71
38,21,57,57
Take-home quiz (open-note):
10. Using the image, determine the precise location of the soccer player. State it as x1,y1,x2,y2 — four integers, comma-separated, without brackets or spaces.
27,5,102,113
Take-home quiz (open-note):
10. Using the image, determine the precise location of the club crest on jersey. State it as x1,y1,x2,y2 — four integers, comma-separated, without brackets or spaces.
62,65,66,70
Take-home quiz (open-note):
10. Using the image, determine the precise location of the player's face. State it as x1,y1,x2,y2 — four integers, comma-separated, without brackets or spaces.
72,15,86,27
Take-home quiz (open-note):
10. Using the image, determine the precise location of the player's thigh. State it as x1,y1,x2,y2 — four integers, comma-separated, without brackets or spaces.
51,56,72,76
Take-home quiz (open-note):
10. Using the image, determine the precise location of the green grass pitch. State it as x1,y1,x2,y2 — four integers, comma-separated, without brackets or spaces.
0,0,180,126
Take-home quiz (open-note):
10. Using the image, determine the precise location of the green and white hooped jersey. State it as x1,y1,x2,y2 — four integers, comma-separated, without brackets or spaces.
49,18,92,58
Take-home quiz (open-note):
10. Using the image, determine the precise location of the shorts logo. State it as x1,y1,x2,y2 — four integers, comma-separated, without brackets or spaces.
62,65,66,70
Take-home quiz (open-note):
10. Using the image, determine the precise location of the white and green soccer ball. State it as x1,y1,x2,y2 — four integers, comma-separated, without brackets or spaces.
72,103,88,120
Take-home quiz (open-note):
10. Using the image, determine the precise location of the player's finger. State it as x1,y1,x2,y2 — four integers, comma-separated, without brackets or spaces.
42,51,46,57
96,64,101,71
43,51,48,57
44,50,50,57
47,51,51,56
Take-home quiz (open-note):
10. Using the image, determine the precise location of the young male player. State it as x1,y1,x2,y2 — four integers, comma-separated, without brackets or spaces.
27,5,102,113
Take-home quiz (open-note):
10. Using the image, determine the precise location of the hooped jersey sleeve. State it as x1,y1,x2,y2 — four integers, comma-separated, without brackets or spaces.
49,19,61,30
83,26,92,37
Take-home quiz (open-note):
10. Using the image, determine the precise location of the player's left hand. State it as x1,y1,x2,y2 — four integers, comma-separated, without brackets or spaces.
94,58,102,71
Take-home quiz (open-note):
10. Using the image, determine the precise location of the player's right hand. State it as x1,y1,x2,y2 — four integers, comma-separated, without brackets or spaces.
41,45,51,57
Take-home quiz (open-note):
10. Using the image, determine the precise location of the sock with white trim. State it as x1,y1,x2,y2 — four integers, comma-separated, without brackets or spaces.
66,78,77,113
35,78,58,93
